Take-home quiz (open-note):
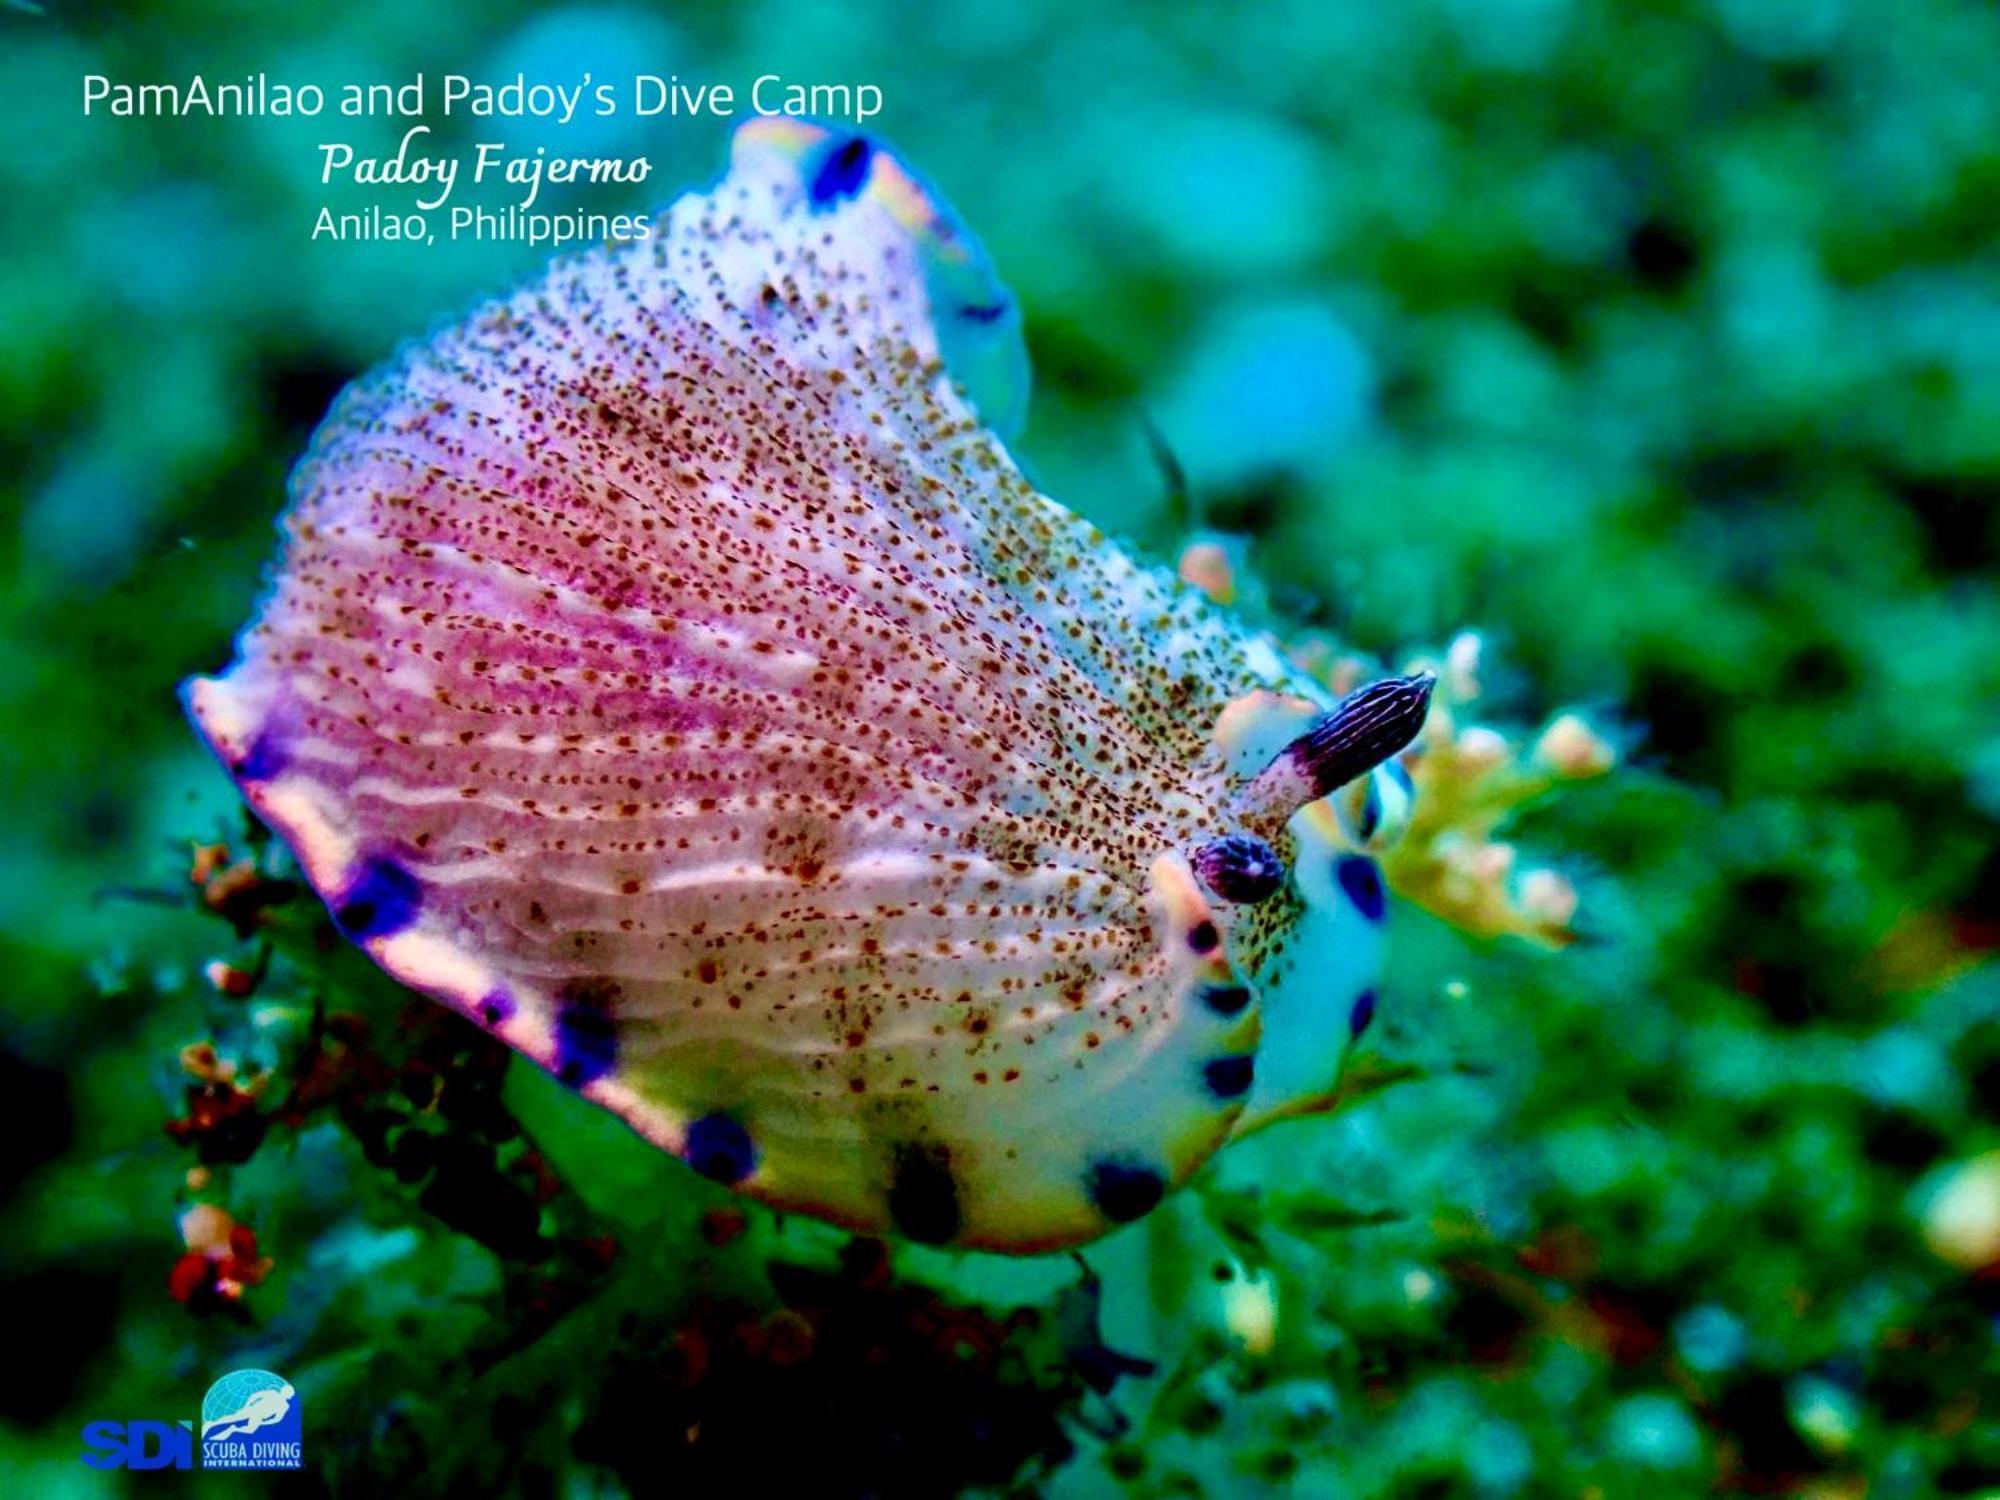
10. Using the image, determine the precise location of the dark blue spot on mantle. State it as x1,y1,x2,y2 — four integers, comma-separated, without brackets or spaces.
333,857,421,941
236,728,289,783
480,989,517,1028
1353,777,1383,841
1088,1161,1165,1224
1203,1055,1255,1099
1200,983,1252,1016
1336,855,1387,923
1349,987,1378,1038
685,1112,757,1185
958,299,1009,324
553,979,621,1088
888,1144,961,1244
809,136,872,207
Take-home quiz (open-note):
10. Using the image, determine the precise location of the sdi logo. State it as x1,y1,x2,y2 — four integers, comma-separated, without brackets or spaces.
80,1368,302,1471
79,1420,194,1471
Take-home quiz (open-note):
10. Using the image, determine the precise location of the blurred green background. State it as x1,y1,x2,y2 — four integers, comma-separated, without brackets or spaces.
5,1,1999,1495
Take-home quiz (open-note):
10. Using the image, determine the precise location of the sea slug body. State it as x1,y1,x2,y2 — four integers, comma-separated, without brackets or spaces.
186,119,1428,1252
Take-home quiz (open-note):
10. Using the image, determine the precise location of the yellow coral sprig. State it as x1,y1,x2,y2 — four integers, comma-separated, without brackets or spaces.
1303,631,1614,946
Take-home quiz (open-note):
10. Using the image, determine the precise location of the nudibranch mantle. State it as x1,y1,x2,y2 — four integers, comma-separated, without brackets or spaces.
186,119,1425,1252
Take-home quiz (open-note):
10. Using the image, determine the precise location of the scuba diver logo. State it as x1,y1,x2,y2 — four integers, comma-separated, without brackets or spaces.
200,1369,301,1470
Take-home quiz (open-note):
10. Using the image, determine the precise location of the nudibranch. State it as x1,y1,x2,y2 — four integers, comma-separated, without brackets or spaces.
186,119,1432,1253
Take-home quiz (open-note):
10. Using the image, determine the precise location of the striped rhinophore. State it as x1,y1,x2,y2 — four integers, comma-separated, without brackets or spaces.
186,120,1426,1251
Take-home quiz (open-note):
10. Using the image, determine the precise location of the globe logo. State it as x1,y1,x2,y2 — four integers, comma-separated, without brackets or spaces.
200,1369,301,1470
